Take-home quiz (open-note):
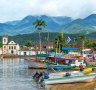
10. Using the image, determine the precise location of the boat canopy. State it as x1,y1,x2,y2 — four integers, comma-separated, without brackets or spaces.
36,53,49,57
48,65,75,69
62,47,78,51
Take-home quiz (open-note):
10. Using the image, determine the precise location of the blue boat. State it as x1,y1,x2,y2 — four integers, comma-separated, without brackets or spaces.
46,64,76,70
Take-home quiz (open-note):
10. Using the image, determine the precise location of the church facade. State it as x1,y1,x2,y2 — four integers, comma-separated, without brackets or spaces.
2,35,20,55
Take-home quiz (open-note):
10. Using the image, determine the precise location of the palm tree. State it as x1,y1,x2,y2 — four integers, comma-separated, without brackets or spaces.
79,35,86,49
73,37,78,47
79,34,86,55
33,19,46,53
54,33,66,53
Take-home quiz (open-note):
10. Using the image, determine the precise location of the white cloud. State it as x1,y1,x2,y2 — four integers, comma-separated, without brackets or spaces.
0,0,96,22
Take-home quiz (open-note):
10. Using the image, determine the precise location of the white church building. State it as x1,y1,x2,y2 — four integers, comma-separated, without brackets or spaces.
2,35,20,55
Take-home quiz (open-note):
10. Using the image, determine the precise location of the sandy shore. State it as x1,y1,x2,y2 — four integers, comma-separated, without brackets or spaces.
46,78,96,90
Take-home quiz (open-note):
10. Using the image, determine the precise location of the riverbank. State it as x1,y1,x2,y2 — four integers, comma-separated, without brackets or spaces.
0,55,36,58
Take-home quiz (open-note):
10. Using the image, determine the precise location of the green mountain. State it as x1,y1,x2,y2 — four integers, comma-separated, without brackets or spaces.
0,32,96,45
0,14,96,35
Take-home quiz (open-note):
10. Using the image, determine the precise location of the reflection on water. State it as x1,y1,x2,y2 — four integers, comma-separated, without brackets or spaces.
0,58,46,90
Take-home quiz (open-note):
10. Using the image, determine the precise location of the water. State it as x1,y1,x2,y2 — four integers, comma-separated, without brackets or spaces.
0,58,46,90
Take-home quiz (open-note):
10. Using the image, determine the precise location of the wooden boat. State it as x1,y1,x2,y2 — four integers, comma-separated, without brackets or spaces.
44,72,96,85
46,65,76,70
28,65,47,69
26,59,47,69
36,53,49,57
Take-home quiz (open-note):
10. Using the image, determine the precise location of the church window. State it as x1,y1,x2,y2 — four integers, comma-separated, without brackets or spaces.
14,46,16,49
12,46,13,49
4,46,6,48
9,46,10,49
4,39,6,42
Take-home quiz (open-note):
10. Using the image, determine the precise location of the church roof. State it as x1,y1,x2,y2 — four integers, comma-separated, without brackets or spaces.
2,34,8,37
8,41,17,45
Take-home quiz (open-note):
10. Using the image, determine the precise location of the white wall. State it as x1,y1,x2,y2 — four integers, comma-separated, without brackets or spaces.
0,48,2,55
18,51,36,55
71,60,86,66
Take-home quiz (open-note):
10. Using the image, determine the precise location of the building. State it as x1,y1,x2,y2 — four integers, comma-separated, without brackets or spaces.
0,48,2,55
32,42,53,52
17,47,36,56
2,35,20,55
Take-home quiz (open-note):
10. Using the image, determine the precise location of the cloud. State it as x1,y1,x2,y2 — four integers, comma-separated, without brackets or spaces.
0,0,96,22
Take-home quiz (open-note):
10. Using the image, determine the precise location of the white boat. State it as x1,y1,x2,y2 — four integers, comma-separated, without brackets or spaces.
44,72,96,85
48,71,83,79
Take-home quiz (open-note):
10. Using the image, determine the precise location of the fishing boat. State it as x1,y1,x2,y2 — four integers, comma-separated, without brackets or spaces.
36,53,49,57
25,59,47,69
44,71,96,85
47,64,76,70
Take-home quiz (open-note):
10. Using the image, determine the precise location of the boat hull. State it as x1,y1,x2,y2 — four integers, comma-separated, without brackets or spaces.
44,74,96,85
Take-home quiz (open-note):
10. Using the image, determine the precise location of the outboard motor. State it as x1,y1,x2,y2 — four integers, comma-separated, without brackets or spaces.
44,73,49,79
65,72,71,77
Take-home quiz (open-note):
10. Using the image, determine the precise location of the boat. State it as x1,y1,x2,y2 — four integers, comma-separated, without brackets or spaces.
28,64,47,69
47,65,76,70
46,56,76,70
28,61,47,69
36,53,49,57
43,71,96,85
26,59,47,69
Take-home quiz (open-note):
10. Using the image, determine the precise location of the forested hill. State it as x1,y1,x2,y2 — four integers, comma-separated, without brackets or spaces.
1,14,96,35
0,32,96,45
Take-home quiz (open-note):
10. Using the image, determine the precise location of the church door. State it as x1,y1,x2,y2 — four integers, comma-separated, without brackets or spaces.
24,52,26,55
11,50,14,54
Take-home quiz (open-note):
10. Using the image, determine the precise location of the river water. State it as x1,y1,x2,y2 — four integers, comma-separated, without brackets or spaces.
0,58,96,90
0,58,46,90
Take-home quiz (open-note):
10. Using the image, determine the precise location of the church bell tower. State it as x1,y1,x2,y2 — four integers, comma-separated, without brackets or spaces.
2,35,8,54
2,35,8,44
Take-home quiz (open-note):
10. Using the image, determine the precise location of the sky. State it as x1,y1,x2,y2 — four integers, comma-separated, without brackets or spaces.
0,0,96,22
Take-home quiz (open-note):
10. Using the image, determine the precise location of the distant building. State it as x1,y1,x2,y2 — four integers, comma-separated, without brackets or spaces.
17,47,36,56
32,42,53,52
2,35,20,55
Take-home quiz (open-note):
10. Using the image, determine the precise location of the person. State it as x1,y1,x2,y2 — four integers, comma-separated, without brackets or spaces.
65,72,71,77
38,72,44,87
33,72,39,79
33,72,40,83
79,63,84,71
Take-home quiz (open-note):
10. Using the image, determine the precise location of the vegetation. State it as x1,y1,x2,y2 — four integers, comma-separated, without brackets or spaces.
49,48,56,52
0,42,2,47
53,33,68,53
51,33,96,52
0,32,96,51
25,40,32,47
79,34,86,49
33,19,46,53
85,40,96,50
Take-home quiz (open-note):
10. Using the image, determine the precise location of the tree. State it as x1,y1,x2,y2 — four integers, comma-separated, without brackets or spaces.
79,34,86,55
79,34,86,50
33,19,46,53
85,40,96,50
0,42,2,47
54,33,66,53
73,37,78,47
25,40,32,47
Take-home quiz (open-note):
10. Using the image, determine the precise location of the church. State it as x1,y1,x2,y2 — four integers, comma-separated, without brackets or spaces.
2,35,20,55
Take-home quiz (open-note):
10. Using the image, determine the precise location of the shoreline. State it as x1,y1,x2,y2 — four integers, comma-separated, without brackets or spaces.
0,55,36,58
